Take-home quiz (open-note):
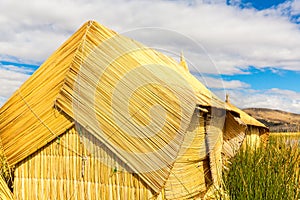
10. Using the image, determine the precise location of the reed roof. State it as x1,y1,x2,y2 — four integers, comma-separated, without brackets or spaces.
226,102,267,128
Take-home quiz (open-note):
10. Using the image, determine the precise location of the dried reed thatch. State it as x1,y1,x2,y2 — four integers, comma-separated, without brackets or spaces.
225,98,269,147
0,20,262,199
0,174,13,200
222,112,247,159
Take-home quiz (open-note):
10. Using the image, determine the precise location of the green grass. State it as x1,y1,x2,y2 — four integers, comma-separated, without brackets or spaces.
223,135,300,200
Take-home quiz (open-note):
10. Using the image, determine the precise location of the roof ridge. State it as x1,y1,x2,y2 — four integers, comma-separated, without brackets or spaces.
54,20,118,116
54,20,94,114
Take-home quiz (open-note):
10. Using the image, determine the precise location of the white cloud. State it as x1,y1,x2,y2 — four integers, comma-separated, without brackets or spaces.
0,0,299,74
0,0,300,112
227,0,242,7
0,65,31,104
215,88,300,114
291,0,300,15
196,76,250,89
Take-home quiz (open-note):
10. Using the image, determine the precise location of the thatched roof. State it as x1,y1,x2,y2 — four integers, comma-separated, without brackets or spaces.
226,102,267,128
0,21,227,193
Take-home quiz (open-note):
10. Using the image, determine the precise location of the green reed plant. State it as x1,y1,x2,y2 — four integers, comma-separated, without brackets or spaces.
223,135,300,200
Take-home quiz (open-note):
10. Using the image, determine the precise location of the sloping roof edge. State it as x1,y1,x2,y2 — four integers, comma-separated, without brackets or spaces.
0,21,92,166
226,102,267,128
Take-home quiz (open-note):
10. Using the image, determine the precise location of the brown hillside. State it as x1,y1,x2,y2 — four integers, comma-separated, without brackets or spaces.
243,108,300,132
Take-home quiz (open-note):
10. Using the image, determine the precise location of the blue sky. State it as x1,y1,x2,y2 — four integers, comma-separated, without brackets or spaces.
0,0,300,113
0,61,39,73
230,0,287,10
220,67,300,92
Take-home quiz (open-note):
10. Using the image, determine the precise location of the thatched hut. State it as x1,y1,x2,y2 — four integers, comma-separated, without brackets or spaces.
0,20,269,200
0,21,235,199
225,96,269,150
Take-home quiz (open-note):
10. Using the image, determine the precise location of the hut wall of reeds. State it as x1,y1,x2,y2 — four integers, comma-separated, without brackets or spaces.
222,111,247,159
14,126,157,199
225,100,269,149
164,110,211,199
13,110,222,199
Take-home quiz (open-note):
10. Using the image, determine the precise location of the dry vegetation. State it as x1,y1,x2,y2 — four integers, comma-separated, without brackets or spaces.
243,108,300,132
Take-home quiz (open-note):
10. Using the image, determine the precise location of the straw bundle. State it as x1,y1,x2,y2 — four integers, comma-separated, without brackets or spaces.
0,174,13,200
205,119,224,189
222,112,247,158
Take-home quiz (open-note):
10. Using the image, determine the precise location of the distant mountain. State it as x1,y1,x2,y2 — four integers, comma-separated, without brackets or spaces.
243,108,300,132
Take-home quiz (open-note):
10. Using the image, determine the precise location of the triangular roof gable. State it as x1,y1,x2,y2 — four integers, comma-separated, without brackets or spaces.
0,22,94,166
